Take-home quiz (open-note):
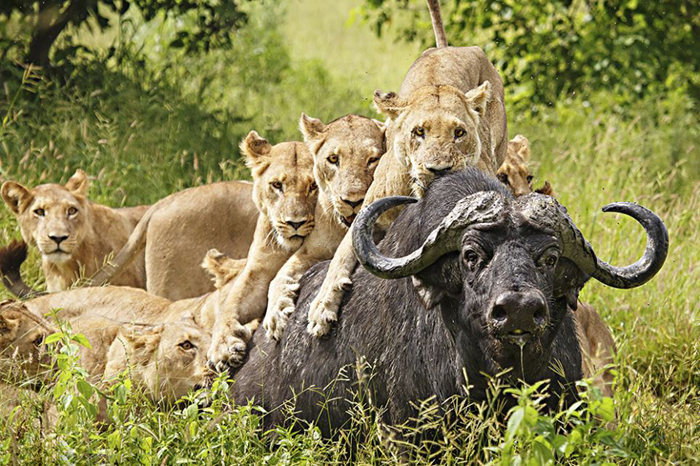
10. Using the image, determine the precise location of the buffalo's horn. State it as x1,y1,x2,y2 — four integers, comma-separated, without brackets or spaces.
353,192,507,279
518,195,668,289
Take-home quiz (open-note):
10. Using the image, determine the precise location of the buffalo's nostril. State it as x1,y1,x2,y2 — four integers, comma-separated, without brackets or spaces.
342,198,364,209
491,306,508,322
533,307,547,325
286,220,306,230
49,235,68,245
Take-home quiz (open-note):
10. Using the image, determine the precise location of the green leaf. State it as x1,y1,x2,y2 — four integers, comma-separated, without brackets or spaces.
72,333,92,349
44,332,65,345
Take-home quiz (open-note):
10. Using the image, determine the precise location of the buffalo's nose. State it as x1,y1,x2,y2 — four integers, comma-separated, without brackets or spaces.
49,235,68,245
426,164,453,177
342,198,364,209
490,290,548,334
286,220,307,230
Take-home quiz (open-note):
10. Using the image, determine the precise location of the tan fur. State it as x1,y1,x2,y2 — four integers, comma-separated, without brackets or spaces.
497,135,557,197
261,114,386,340
201,249,246,289
0,170,148,293
89,133,318,301
205,133,318,369
306,45,508,336
573,302,616,397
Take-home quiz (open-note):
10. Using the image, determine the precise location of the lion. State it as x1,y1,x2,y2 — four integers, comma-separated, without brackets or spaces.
305,0,508,336
87,132,317,301
261,113,386,340
497,135,556,197
0,170,149,296
574,302,616,397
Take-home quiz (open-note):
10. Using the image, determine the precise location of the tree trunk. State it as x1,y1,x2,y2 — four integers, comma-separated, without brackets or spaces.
26,1,86,68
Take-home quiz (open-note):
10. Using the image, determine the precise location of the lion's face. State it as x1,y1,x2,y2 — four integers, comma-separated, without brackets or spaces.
497,134,533,197
374,82,491,196
109,317,212,403
300,114,386,226
0,300,54,385
1,170,90,265
241,132,318,251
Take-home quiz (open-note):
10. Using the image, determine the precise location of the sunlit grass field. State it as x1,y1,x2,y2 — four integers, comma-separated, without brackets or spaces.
0,0,697,463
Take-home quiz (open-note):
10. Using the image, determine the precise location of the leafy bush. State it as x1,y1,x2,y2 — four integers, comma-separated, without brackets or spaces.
359,0,699,109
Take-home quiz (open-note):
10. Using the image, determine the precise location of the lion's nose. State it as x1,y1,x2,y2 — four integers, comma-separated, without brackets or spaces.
426,164,454,177
286,220,307,230
48,235,68,245
341,198,364,209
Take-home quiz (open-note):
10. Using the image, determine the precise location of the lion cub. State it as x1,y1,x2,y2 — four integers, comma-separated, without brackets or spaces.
497,135,556,197
0,169,148,296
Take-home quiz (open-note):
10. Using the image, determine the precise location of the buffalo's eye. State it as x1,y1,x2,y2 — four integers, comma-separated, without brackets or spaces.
178,340,194,350
33,335,44,347
367,156,381,167
497,173,509,186
412,127,425,138
454,127,466,139
271,181,283,192
463,249,481,271
34,208,45,217
526,175,534,184
538,249,560,269
67,207,78,216
327,154,339,165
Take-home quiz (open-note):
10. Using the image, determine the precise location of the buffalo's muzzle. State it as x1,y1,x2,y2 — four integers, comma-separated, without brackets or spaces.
490,290,548,340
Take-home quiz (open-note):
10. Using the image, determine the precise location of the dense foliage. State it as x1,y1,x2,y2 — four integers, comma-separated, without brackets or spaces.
360,0,699,108
0,0,251,68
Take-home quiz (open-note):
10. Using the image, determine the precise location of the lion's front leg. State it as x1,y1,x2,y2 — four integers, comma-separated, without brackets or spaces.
263,272,301,341
306,233,356,337
208,316,257,372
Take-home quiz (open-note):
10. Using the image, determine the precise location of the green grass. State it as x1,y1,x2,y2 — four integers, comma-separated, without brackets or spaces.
0,0,698,464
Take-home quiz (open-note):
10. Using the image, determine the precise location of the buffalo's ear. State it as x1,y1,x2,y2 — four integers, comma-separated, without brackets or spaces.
373,90,407,120
464,81,491,117
411,277,446,310
553,258,590,310
411,254,462,310
65,169,89,197
240,131,272,173
1,181,33,215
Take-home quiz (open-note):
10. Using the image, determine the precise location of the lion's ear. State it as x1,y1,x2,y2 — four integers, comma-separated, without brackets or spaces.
299,113,326,142
120,324,163,363
464,81,491,117
1,181,33,215
64,169,89,196
240,131,272,171
0,309,21,336
373,90,406,119
510,135,530,162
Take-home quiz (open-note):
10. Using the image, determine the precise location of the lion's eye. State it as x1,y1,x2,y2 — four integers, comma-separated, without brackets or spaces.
412,127,425,138
367,156,381,167
526,175,534,184
327,154,339,165
34,208,45,217
271,181,283,191
497,173,509,186
67,207,78,216
454,128,466,138
33,335,44,347
309,182,318,193
178,340,194,350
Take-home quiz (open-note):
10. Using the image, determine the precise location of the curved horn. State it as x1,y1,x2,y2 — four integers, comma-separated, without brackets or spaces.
353,192,507,279
517,195,668,289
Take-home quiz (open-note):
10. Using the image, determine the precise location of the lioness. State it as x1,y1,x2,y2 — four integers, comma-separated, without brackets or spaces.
306,0,508,336
497,135,556,197
88,132,319,301
260,114,386,339
0,170,148,296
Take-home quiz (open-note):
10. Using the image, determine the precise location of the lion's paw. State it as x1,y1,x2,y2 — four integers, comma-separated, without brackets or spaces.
207,324,251,372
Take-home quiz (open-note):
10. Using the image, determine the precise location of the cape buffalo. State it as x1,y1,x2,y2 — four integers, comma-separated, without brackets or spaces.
231,169,667,433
